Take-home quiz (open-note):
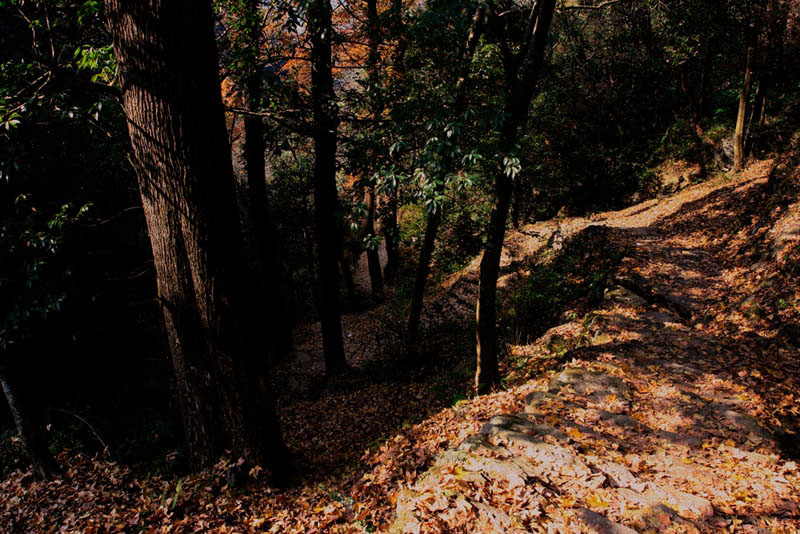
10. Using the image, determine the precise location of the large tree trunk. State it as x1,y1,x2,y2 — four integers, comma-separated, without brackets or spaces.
733,46,754,172
0,361,59,480
474,0,555,393
309,0,348,373
105,0,291,480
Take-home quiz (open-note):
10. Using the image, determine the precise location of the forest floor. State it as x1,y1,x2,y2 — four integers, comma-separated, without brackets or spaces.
1,158,799,533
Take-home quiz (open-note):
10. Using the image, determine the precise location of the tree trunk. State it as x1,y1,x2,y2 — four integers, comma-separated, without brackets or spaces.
381,188,400,283
753,75,768,127
364,185,384,298
475,0,556,393
363,0,385,297
243,78,294,358
235,0,294,359
679,66,708,178
406,4,486,347
105,0,291,481
733,46,754,172
406,207,442,346
0,361,59,480
309,0,348,373
475,170,512,391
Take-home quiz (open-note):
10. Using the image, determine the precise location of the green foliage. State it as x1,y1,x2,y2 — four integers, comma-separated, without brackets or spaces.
506,227,621,344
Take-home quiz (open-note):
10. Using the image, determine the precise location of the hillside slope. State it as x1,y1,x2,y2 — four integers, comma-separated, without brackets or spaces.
1,160,798,533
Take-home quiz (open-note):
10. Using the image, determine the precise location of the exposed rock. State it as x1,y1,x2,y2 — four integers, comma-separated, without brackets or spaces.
656,292,694,319
549,367,633,411
576,509,640,534
457,434,503,454
484,429,594,479
585,457,645,491
705,402,772,439
642,310,680,325
472,500,513,533
481,414,568,442
615,484,714,521
523,391,581,415
604,285,648,307
540,321,584,347
592,409,640,428
644,482,714,519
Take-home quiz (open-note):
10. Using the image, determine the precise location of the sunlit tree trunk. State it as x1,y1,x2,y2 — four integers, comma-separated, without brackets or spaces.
733,46,754,172
105,0,291,480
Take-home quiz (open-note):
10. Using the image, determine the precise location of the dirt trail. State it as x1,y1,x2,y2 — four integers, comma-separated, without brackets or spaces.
3,163,798,534
263,161,800,533
384,162,800,533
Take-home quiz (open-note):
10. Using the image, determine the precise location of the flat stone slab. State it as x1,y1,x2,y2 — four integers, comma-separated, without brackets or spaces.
549,367,633,410
705,402,773,439
604,285,648,307
615,484,714,521
523,391,581,414
481,414,568,442
576,509,640,534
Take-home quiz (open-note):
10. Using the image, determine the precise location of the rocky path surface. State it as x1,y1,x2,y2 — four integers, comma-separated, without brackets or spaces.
388,164,800,533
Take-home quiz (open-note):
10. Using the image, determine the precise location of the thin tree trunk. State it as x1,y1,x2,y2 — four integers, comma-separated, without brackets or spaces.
475,0,556,392
733,46,754,172
753,75,768,127
365,185,384,297
243,78,294,358
381,0,406,283
698,38,715,117
475,169,513,390
105,0,291,480
0,361,59,480
382,188,400,283
406,208,442,346
363,0,385,297
406,4,486,347
679,66,708,178
309,0,348,373
237,0,293,358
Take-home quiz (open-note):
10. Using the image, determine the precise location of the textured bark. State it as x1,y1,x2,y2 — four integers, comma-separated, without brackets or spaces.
309,0,348,373
0,361,59,480
475,0,555,393
733,46,754,172
105,0,291,480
